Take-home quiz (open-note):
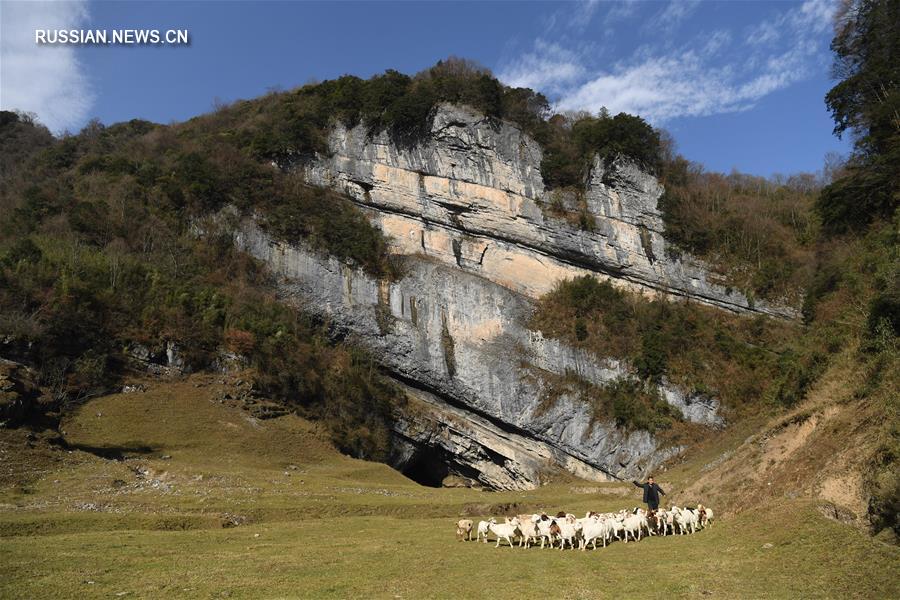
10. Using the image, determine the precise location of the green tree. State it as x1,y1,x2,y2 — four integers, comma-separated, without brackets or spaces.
819,0,900,232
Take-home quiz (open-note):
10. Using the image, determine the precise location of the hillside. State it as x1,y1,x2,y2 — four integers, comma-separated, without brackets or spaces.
1,40,897,546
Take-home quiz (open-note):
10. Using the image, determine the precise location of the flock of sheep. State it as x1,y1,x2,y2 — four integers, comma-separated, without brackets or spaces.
456,505,714,550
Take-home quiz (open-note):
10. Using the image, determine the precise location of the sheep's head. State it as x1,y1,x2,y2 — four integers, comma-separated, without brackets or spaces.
489,517,497,525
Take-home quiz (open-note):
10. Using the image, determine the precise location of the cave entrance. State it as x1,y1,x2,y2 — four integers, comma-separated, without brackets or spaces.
401,446,451,487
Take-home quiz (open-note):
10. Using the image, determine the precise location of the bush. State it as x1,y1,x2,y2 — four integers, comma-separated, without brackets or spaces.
658,160,818,302
531,275,809,418
258,179,394,277
596,377,677,433
539,112,662,188
2,238,42,266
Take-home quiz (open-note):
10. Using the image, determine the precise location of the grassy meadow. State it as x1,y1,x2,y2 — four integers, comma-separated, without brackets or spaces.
1,377,898,599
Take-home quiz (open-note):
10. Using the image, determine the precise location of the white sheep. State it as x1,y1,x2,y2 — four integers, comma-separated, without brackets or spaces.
653,509,670,536
622,513,648,543
476,519,492,543
673,507,698,535
580,516,615,550
557,514,581,550
664,508,676,535
697,504,714,528
488,517,520,548
516,515,539,548
456,519,474,541
609,517,625,541
535,515,556,548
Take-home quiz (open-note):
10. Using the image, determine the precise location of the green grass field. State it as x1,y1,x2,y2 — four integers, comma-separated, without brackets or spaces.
2,377,898,599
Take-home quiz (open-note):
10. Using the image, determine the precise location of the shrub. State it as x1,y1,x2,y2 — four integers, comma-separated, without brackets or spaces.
531,275,809,418
658,160,818,302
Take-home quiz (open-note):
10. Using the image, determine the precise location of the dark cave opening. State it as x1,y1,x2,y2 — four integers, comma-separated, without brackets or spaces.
400,446,451,487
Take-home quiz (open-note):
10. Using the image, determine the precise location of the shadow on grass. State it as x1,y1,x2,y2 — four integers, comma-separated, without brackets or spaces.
49,437,160,461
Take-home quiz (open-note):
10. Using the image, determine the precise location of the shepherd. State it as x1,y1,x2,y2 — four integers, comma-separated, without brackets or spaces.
632,476,666,511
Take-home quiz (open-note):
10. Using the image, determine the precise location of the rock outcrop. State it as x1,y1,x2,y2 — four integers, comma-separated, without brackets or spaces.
0,358,42,425
234,219,714,489
231,103,790,489
301,103,796,318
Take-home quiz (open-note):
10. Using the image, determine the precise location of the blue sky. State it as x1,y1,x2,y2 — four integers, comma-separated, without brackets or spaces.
1,0,849,177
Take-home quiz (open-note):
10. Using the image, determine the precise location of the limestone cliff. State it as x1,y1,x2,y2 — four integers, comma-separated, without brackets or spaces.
232,103,791,489
235,219,720,490
300,103,796,318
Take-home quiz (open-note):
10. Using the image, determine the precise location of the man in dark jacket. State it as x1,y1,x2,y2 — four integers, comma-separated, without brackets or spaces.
633,476,666,511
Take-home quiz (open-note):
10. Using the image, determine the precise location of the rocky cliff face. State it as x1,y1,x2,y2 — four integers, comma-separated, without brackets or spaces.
232,103,787,489
235,219,720,490
301,103,796,318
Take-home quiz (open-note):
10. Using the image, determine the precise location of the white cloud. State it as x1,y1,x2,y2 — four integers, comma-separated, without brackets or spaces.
644,0,701,33
568,0,601,31
747,0,833,46
0,1,94,133
497,40,586,94
603,0,639,25
552,0,838,123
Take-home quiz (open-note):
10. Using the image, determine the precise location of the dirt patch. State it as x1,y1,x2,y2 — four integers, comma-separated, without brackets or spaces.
757,412,821,476
671,355,879,527
458,502,522,518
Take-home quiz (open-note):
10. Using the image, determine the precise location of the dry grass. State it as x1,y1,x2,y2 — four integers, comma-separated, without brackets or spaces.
1,376,898,599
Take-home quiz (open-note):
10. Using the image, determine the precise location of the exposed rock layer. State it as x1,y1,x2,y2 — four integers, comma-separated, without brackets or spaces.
231,104,795,489
235,219,717,489
301,104,796,319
